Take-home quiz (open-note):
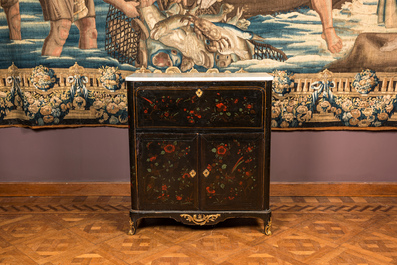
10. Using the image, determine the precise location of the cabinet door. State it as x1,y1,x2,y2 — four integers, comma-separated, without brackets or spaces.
200,133,265,211
136,133,199,210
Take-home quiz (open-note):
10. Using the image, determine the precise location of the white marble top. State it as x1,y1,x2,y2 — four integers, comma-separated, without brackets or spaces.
126,72,273,82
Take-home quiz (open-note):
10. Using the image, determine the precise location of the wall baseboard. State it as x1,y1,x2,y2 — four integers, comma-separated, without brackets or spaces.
0,182,396,197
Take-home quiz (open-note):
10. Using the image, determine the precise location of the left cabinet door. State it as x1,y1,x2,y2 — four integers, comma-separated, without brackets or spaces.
135,133,199,210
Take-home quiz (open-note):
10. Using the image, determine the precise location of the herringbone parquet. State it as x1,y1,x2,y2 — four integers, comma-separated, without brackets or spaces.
0,196,396,264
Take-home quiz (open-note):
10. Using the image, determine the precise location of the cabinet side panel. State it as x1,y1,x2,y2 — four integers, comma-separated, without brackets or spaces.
263,81,272,210
127,82,138,209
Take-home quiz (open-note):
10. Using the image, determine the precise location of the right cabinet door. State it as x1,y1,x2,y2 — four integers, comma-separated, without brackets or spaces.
200,133,265,211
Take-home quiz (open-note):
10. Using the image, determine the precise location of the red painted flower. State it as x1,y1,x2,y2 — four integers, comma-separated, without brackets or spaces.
176,196,182,201
217,145,227,155
164,144,175,153
216,102,227,111
162,185,167,191
247,104,253,109
206,186,216,194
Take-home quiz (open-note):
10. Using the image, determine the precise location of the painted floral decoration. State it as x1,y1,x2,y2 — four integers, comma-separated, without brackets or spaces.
30,65,57,91
98,66,124,92
212,143,229,159
205,139,260,204
351,69,379,94
142,140,195,205
272,70,294,96
210,93,258,125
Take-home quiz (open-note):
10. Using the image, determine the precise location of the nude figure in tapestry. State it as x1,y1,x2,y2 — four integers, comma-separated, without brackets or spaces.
39,0,141,57
1,0,21,40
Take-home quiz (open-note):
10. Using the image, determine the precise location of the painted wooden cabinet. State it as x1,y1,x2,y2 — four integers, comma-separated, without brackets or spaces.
126,73,273,235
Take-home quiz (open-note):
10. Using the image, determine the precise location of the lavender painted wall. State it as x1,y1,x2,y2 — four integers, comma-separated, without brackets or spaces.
0,127,130,182
0,127,396,182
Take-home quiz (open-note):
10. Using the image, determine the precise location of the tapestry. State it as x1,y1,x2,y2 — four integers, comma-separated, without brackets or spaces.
1,0,397,130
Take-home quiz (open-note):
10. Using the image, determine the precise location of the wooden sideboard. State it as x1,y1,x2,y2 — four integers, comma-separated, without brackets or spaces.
126,72,273,235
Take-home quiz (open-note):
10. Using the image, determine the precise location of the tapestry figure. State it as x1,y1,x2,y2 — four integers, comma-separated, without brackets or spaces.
1,0,21,40
39,0,141,57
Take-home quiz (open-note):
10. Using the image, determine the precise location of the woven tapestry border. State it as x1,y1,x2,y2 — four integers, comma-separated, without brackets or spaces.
1,63,397,131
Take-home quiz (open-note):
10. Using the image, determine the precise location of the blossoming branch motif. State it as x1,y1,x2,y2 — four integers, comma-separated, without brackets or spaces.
140,94,207,125
91,92,128,124
210,93,258,125
272,70,295,96
205,139,259,204
271,96,314,128
30,66,57,92
98,66,125,92
332,95,397,127
142,140,195,205
352,69,379,94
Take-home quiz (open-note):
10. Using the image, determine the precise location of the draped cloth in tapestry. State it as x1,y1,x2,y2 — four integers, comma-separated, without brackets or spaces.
1,0,397,130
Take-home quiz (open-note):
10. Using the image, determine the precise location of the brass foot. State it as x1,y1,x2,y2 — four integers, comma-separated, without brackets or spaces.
128,218,136,235
264,217,272,236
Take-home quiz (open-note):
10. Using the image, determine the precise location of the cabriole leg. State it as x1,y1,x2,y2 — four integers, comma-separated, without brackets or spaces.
264,216,272,236
128,217,137,235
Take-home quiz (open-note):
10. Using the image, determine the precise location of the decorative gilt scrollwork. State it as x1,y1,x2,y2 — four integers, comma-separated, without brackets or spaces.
264,217,272,236
180,214,220,225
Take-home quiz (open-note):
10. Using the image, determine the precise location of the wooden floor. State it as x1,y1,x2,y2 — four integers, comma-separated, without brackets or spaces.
0,196,397,264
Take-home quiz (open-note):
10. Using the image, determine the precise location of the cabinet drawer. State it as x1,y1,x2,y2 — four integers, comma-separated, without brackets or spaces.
135,86,265,129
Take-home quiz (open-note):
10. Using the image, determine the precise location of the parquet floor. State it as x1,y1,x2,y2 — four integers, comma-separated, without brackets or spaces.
0,196,397,264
